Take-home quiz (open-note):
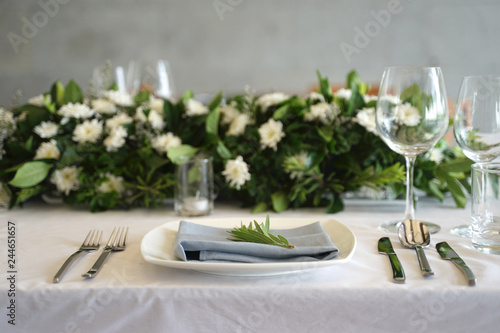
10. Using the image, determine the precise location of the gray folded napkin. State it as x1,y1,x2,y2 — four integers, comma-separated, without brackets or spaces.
173,220,338,263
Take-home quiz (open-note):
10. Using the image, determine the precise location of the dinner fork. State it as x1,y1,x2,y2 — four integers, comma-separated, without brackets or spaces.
82,226,128,279
53,230,103,283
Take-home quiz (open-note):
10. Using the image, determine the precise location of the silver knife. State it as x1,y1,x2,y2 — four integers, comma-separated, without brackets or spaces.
378,237,405,283
436,241,476,286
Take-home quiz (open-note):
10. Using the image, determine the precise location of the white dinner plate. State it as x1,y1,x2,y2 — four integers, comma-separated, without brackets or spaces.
140,217,356,276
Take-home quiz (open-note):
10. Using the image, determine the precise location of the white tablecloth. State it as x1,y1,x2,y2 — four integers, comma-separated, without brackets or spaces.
1,198,500,333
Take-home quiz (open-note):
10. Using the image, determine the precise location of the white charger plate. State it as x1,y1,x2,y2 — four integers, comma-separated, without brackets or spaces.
140,217,356,276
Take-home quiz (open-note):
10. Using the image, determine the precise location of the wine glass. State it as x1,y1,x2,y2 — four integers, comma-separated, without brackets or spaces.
451,76,500,237
114,60,142,96
140,59,176,100
376,67,450,234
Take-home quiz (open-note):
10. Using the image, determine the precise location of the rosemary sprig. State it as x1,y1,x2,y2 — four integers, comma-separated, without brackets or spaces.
227,215,295,249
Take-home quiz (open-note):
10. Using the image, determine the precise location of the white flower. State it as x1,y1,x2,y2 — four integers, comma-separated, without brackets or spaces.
58,103,95,119
104,126,127,152
149,96,164,113
152,132,182,154
105,112,133,130
0,183,11,208
222,155,251,190
394,103,421,126
258,119,285,151
103,90,134,106
97,173,125,196
355,107,377,134
227,113,252,137
148,110,165,130
256,92,289,112
220,105,240,125
304,102,340,124
72,119,103,144
334,88,352,100
363,95,378,103
307,92,326,103
28,94,46,106
34,140,60,160
185,99,209,117
134,106,147,123
426,147,444,164
92,99,117,115
0,108,15,127
34,121,58,138
50,166,80,195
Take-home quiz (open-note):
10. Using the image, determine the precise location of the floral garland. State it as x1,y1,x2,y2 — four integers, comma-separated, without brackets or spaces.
0,71,472,212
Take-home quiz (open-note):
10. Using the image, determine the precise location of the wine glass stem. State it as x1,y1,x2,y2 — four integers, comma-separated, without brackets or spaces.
404,155,416,220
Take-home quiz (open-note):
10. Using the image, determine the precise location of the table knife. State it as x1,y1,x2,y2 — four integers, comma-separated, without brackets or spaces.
436,241,476,286
378,237,405,283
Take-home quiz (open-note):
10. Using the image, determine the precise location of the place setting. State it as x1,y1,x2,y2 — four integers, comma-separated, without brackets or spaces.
375,70,500,286
33,67,500,285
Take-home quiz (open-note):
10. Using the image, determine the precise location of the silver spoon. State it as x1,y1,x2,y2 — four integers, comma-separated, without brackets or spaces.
398,219,434,276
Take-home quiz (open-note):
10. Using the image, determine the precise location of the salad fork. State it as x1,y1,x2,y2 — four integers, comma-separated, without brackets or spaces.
82,227,128,279
53,230,103,283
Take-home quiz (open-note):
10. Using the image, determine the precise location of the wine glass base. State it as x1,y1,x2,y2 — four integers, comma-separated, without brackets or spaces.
450,225,471,238
378,220,441,234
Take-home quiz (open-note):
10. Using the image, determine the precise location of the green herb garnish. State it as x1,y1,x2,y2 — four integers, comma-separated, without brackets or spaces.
227,215,295,249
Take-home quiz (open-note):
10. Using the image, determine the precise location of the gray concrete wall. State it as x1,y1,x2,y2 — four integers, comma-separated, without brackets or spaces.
1,0,499,105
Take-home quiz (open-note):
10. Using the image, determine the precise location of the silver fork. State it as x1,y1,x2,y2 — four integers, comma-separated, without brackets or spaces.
82,227,128,279
53,230,103,283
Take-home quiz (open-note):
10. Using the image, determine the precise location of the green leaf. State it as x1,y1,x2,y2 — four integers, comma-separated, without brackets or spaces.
63,80,83,104
326,195,344,214
227,215,294,248
167,145,198,164
427,181,444,201
134,90,150,105
444,174,468,208
347,86,365,116
216,141,232,159
12,104,51,127
8,161,52,188
436,159,473,174
181,90,194,102
251,202,268,213
316,71,333,102
50,80,65,106
400,83,421,103
208,91,223,110
164,99,180,132
317,126,333,142
271,191,289,212
206,107,220,136
15,185,42,206
273,104,289,120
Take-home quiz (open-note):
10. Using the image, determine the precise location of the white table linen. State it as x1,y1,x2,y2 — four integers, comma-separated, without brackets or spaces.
1,198,500,333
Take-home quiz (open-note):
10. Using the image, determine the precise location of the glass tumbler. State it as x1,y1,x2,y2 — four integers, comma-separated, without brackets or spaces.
175,155,214,216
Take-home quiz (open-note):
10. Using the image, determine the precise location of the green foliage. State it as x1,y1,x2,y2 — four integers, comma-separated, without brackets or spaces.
0,72,472,213
227,215,295,248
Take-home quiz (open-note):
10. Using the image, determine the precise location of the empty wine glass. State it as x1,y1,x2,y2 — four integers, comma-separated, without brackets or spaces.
376,67,449,234
114,60,142,96
451,76,500,237
140,59,176,100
